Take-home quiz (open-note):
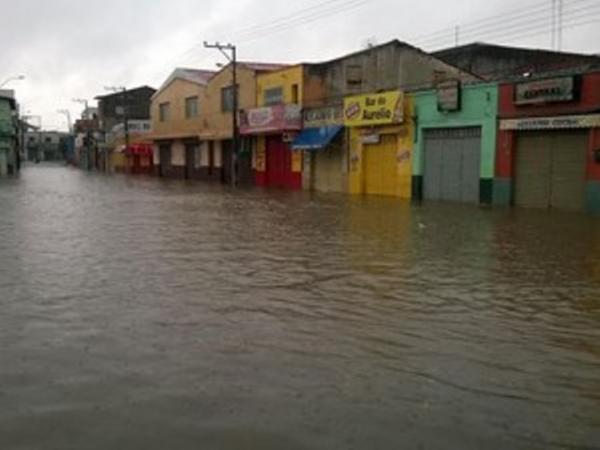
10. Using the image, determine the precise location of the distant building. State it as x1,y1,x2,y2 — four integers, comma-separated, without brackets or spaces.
0,90,19,176
95,86,156,134
25,130,71,161
94,86,155,173
433,42,600,81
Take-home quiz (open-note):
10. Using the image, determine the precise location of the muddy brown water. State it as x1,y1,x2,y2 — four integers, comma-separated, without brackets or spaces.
1,164,599,450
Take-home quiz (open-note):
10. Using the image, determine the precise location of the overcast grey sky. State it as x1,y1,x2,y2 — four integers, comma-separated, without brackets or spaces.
1,0,598,131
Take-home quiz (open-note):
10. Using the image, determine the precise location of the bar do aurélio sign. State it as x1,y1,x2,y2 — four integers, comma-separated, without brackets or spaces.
344,90,404,127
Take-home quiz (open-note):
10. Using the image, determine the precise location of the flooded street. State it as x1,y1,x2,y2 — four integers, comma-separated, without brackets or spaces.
1,164,600,450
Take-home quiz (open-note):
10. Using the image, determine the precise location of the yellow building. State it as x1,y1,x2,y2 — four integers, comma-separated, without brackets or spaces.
244,65,304,189
150,68,215,179
346,91,414,199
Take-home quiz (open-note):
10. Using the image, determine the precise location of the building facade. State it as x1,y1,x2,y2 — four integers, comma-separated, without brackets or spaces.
0,90,19,176
412,82,499,205
107,120,153,174
295,40,479,197
434,43,600,81
202,63,285,185
495,71,600,213
150,68,215,178
240,65,303,189
96,86,155,172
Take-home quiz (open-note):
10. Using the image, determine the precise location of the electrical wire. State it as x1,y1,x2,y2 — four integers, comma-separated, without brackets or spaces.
411,0,596,46
233,0,371,42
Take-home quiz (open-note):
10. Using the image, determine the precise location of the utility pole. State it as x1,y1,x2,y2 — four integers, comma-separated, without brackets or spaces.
204,41,238,187
73,98,92,170
454,26,460,47
551,0,557,50
557,0,563,51
105,86,128,173
123,88,130,162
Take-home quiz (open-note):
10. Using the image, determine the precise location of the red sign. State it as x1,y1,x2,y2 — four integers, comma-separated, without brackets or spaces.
240,104,302,135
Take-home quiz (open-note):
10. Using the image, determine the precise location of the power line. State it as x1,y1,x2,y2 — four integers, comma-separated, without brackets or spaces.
230,0,357,36
409,0,552,42
417,2,600,49
411,0,597,48
139,0,371,84
234,0,370,42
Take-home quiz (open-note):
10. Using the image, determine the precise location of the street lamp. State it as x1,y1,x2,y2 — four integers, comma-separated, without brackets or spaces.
0,75,25,89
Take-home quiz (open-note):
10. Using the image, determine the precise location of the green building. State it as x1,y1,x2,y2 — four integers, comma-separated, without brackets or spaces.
411,82,498,205
0,90,19,176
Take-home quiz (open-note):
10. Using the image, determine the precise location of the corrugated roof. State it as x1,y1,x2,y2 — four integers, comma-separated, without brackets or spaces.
237,62,290,72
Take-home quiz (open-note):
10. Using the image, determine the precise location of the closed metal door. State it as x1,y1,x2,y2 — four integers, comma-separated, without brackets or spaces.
515,131,587,210
363,135,397,196
185,144,196,179
159,144,171,177
550,131,587,210
363,141,382,195
423,127,482,204
514,133,551,209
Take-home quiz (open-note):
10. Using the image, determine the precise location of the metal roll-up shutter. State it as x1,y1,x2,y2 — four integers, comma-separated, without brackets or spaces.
515,133,552,209
550,131,587,211
363,134,398,196
514,131,587,210
423,127,482,203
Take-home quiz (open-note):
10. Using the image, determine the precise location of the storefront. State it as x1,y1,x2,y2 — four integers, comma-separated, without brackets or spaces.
346,90,414,198
496,72,600,213
125,143,153,175
293,106,346,193
413,82,498,204
240,104,303,190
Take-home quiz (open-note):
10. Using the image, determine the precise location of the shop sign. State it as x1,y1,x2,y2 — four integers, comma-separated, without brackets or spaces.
437,80,461,112
240,104,302,134
303,106,343,127
344,90,404,127
500,114,600,131
515,76,575,105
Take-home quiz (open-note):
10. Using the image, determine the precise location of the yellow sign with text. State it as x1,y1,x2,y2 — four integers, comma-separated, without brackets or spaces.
344,91,404,127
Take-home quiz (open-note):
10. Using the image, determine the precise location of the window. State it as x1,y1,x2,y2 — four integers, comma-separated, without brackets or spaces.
221,85,238,112
159,102,170,122
185,96,199,119
346,64,363,90
45,137,51,143
291,84,299,104
264,86,284,106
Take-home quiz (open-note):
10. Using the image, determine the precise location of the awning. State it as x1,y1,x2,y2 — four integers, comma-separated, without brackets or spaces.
124,143,153,156
291,126,343,151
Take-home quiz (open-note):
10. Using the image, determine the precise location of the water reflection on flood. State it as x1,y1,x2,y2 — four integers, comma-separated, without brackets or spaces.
0,164,599,450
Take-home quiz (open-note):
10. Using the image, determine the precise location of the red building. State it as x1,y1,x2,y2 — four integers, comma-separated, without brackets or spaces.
495,70,600,213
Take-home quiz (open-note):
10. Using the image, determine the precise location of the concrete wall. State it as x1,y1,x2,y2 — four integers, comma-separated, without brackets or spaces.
303,42,479,107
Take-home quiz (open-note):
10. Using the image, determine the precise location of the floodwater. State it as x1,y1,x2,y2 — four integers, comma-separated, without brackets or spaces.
1,163,600,450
